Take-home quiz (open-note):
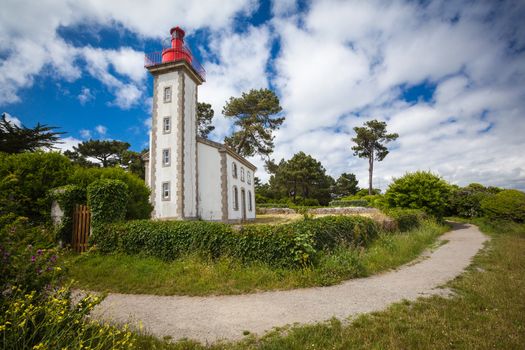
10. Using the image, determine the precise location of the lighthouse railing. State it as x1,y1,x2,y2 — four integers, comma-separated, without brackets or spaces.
144,46,206,81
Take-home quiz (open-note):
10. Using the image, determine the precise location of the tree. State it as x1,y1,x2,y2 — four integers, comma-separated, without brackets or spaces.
268,152,334,205
0,113,64,153
71,140,130,167
223,88,284,158
197,102,215,138
385,171,452,218
334,173,359,198
120,149,147,179
351,119,398,195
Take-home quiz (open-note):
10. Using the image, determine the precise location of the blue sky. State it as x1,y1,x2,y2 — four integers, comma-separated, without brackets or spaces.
1,0,525,190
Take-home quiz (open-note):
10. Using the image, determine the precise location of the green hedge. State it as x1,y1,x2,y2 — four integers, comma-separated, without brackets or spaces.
386,208,428,232
50,185,86,243
329,200,369,207
91,216,380,267
87,179,129,229
481,189,525,222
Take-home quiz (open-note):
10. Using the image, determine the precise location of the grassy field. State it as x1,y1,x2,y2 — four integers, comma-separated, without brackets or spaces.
66,220,447,296
131,218,525,349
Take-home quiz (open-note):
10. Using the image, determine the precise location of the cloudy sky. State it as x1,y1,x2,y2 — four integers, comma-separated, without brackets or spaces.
1,0,524,190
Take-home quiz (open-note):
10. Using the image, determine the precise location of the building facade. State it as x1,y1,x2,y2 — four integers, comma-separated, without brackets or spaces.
144,27,256,222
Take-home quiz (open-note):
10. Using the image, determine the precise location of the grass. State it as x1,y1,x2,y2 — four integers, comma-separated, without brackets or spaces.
66,220,447,296
133,218,525,349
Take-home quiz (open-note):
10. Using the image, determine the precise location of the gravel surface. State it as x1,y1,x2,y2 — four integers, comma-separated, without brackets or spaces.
88,223,487,343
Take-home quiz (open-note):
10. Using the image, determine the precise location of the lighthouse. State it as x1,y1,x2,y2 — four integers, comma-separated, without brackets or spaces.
144,26,256,222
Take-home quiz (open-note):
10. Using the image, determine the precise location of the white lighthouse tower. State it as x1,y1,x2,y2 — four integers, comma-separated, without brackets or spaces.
144,26,205,219
144,26,257,222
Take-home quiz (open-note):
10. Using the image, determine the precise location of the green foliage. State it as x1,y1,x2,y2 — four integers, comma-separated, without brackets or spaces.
197,102,215,138
480,189,525,222
50,185,86,243
69,139,130,167
0,113,64,153
334,173,359,197
91,216,379,268
351,119,398,194
386,208,428,232
448,183,501,217
120,149,147,179
0,152,72,222
223,88,284,157
329,200,369,207
385,171,452,218
69,166,152,219
267,152,335,205
87,179,129,231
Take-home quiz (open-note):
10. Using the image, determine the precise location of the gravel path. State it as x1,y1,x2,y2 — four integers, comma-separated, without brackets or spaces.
89,223,487,343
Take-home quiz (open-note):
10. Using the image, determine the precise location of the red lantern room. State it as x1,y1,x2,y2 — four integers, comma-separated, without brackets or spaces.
145,26,205,81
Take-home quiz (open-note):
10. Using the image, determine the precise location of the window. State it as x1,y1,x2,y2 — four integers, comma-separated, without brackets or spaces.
247,172,251,185
248,191,252,211
162,148,170,166
233,186,239,210
163,86,172,103
232,162,237,178
163,117,171,133
162,182,170,201
240,167,245,182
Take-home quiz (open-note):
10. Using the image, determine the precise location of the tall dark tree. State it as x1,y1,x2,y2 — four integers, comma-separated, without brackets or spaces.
223,88,284,158
0,113,64,153
120,149,147,179
197,102,215,138
334,173,359,198
72,139,130,167
351,119,398,195
269,152,334,205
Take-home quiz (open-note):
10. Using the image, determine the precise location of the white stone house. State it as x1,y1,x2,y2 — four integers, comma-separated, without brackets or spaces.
143,26,256,222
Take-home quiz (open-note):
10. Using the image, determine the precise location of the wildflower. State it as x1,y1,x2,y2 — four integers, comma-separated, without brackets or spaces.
37,249,43,255
31,255,36,263
55,267,62,272
50,255,57,263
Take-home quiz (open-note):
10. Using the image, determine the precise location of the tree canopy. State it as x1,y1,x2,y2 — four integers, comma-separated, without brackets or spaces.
351,119,398,195
0,113,64,153
223,88,284,158
334,173,359,198
197,102,215,138
67,139,131,168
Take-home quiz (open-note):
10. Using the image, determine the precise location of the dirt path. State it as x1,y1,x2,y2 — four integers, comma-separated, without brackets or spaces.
89,223,488,343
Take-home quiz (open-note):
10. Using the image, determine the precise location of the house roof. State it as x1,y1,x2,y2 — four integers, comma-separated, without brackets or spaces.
196,136,257,171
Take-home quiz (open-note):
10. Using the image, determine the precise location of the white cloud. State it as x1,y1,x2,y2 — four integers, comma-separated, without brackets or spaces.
78,87,94,105
2,112,22,127
55,136,81,152
95,124,107,136
79,129,91,139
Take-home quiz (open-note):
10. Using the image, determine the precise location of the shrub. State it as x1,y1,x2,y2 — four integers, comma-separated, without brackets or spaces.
87,179,129,231
449,183,502,218
0,152,72,222
481,189,525,222
385,171,452,218
329,200,369,207
386,208,428,232
69,166,152,220
91,216,380,268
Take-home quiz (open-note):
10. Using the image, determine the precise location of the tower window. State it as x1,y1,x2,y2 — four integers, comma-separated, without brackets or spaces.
163,117,171,133
162,148,170,166
240,167,245,182
162,182,171,201
163,86,172,103
232,162,237,178
247,172,251,185
233,186,239,210
248,191,252,211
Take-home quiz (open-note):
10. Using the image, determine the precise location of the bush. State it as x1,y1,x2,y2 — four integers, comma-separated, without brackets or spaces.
69,166,152,220
87,179,129,230
385,171,452,218
481,189,525,222
330,200,369,207
91,216,380,268
0,152,72,223
386,208,428,232
449,183,502,218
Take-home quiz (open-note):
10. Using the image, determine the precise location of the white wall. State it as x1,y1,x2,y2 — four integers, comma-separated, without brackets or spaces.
226,154,256,221
153,71,180,218
197,143,222,220
183,74,197,218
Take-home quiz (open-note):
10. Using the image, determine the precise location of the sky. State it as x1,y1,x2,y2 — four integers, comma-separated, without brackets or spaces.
1,0,524,190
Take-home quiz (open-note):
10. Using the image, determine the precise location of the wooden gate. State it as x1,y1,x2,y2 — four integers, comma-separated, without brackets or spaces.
72,204,91,253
